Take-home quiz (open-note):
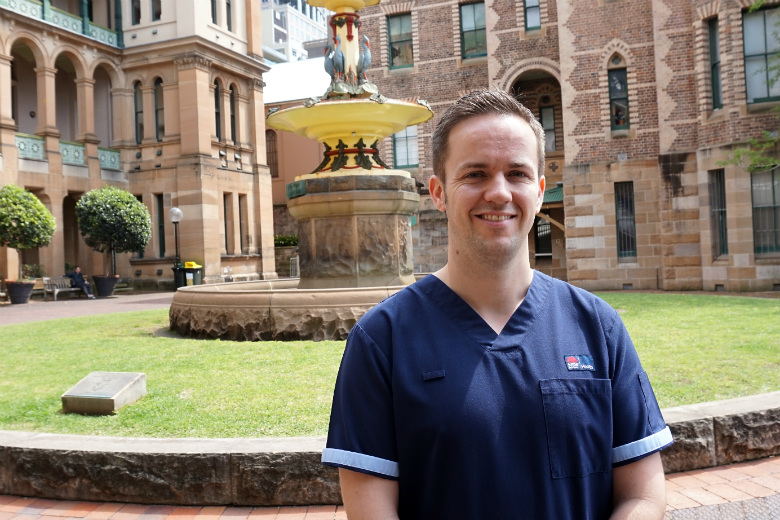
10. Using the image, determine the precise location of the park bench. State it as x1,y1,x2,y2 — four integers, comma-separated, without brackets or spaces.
43,276,85,301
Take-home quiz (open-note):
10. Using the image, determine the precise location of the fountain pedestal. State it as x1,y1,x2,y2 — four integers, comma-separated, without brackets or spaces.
289,175,419,289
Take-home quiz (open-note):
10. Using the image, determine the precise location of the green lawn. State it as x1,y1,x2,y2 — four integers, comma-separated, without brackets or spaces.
0,292,778,438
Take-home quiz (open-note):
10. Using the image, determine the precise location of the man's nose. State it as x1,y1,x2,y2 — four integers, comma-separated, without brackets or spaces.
483,175,512,204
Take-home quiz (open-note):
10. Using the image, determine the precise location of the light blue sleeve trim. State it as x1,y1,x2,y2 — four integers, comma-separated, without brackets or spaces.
612,426,673,464
321,448,400,478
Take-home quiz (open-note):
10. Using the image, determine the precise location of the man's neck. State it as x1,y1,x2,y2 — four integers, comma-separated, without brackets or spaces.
434,252,534,334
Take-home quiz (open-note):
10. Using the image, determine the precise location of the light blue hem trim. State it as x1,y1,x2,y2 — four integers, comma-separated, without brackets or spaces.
322,448,400,478
613,426,673,464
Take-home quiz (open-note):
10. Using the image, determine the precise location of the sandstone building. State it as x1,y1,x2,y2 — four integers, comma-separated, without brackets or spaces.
0,0,278,285
348,0,779,291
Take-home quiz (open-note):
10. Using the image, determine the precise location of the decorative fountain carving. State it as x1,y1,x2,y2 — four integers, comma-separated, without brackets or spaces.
169,0,433,340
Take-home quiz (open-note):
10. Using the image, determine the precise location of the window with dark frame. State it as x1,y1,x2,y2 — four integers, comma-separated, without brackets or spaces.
211,0,218,24
460,3,486,59
615,181,637,258
214,80,222,142
709,169,728,258
226,0,233,31
152,0,161,21
751,167,780,253
742,7,780,104
525,0,540,30
388,14,413,69
135,195,145,259
134,81,144,144
709,18,722,109
223,193,230,253
132,0,141,24
539,106,555,152
534,216,552,256
608,67,629,130
229,86,236,143
156,193,165,258
266,130,279,178
238,194,247,253
154,78,164,142
393,125,418,168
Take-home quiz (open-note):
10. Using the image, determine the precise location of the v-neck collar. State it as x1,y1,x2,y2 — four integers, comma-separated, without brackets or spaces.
416,271,553,352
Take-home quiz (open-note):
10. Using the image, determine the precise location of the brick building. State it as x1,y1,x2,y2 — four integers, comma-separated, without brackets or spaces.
0,0,278,286
352,0,779,291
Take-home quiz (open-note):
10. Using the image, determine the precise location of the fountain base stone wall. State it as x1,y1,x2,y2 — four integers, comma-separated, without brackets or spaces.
169,280,404,341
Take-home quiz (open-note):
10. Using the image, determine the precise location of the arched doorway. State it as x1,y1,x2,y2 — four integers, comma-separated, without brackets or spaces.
511,72,567,281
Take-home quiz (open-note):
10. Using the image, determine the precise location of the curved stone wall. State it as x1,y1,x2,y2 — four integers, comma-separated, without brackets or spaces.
169,280,403,341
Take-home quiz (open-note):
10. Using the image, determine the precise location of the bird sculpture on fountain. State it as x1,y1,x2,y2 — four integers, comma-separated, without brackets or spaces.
357,34,371,85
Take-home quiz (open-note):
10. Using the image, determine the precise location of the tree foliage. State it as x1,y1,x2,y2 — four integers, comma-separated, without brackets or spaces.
76,186,152,255
0,184,56,253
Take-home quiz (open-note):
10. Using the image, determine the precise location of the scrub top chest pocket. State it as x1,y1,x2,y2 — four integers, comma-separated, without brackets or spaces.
540,378,613,479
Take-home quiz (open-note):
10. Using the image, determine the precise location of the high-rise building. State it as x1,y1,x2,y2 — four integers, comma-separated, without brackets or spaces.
261,0,329,62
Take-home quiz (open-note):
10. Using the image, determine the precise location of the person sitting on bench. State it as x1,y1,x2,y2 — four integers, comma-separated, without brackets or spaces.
65,266,95,299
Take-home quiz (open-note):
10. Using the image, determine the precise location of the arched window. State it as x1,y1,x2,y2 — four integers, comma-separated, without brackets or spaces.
134,81,144,144
154,78,165,142
229,85,236,143
266,130,279,178
607,54,629,131
214,80,222,142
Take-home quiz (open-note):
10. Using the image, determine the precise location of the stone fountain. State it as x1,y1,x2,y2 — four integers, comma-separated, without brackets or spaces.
169,0,433,340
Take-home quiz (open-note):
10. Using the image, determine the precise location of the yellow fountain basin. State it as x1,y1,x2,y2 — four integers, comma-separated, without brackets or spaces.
266,98,433,150
307,0,379,13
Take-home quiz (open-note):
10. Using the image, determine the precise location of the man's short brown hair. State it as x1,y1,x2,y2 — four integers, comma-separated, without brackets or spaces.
431,88,546,183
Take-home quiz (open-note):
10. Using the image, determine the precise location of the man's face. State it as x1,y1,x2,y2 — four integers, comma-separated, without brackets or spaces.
429,113,545,264
75,267,81,274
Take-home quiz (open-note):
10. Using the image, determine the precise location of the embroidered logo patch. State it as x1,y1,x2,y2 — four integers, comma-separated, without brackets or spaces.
565,355,595,371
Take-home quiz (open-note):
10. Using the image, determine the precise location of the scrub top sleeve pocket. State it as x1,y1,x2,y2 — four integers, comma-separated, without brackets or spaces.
540,378,612,479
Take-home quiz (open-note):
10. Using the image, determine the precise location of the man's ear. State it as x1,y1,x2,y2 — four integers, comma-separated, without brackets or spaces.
536,175,546,213
429,175,446,212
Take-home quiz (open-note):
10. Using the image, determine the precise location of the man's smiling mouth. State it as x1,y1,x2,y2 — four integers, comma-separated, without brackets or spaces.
479,214,514,221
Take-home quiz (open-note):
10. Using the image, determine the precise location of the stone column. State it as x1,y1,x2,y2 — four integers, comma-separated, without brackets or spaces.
34,66,59,137
0,53,15,132
110,87,131,147
76,78,100,144
249,77,276,279
245,0,264,60
174,55,213,156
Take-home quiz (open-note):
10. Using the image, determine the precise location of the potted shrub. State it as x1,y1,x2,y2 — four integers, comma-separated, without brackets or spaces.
75,186,152,297
0,184,56,304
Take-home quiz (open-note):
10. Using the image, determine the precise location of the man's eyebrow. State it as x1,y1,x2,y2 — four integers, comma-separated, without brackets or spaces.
454,160,535,170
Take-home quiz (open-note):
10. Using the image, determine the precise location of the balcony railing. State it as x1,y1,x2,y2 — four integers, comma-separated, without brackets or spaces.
59,141,85,165
0,0,120,47
15,133,45,160
98,147,121,170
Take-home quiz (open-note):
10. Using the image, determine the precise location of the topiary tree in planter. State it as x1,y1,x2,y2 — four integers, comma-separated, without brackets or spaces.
0,184,56,303
75,186,151,296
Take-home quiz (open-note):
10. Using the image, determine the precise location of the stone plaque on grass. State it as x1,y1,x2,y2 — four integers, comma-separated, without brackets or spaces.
62,371,146,415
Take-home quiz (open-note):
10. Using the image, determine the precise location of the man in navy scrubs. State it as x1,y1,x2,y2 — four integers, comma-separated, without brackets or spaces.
323,88,673,519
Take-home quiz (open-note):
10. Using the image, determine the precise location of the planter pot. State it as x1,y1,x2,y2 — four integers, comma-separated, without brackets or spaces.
5,280,35,304
92,275,119,298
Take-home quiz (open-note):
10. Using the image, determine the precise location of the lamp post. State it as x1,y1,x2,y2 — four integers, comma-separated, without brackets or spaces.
169,207,184,288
